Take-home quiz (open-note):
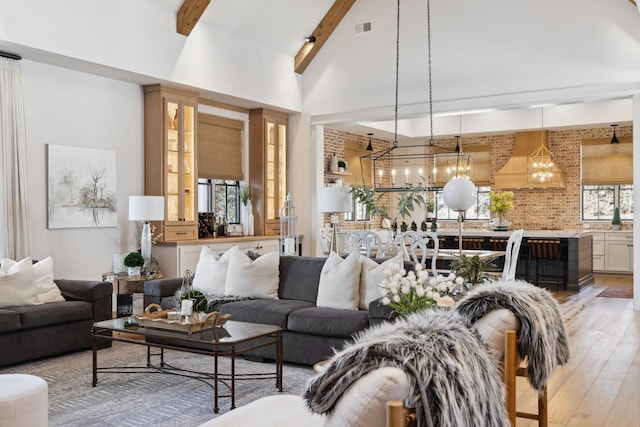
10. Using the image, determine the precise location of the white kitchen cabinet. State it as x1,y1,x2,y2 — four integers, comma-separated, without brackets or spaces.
592,232,605,272
603,232,633,273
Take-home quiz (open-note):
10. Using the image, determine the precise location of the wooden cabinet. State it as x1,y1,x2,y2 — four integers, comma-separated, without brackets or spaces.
144,85,198,241
249,109,288,236
604,232,633,273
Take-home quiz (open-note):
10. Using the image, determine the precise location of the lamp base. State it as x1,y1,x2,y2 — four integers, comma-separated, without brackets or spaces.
141,221,152,271
329,213,340,253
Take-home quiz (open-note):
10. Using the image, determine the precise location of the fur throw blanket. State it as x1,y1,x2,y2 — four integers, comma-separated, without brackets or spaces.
304,309,510,427
454,280,570,392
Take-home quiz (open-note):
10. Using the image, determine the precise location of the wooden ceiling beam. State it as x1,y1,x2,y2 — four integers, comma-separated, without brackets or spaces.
177,0,211,36
294,0,356,74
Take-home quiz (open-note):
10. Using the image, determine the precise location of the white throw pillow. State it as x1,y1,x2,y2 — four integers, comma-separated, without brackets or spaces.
0,257,39,308
225,247,280,299
192,246,233,295
359,254,404,310
33,257,65,303
316,251,361,311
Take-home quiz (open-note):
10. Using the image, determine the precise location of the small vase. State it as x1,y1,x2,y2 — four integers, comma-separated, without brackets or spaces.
381,229,399,259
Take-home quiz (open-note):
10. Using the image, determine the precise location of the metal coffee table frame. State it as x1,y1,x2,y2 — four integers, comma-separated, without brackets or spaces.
91,318,283,413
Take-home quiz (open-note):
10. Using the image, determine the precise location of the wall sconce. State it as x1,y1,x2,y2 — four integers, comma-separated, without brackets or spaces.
610,124,619,144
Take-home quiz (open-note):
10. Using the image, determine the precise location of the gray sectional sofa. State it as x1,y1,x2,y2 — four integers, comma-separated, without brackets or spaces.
145,255,411,366
0,279,113,367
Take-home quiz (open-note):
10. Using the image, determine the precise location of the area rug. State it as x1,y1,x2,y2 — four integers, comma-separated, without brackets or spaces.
596,286,634,299
0,342,315,427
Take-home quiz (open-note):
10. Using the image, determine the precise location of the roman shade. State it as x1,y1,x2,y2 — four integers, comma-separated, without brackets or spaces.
581,136,632,185
198,114,244,181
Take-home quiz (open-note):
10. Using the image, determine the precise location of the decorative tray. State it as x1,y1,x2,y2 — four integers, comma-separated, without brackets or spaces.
133,304,231,334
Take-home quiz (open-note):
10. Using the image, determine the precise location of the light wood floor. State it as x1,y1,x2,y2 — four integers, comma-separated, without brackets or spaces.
516,275,639,427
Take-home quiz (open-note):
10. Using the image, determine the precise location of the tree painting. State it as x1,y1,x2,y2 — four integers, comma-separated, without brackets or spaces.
47,144,117,228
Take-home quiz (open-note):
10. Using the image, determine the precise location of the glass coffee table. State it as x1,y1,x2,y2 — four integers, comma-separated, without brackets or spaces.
91,318,283,413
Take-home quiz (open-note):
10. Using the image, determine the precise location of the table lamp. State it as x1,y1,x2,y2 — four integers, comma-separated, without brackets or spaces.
318,186,353,253
129,196,165,269
443,177,477,256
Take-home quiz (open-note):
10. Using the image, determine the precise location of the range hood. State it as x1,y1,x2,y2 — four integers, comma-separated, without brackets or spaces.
493,130,565,189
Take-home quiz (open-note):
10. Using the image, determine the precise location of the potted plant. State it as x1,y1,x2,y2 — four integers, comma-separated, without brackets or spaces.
489,191,514,230
123,252,144,277
611,207,621,230
450,255,498,287
338,160,347,172
426,198,436,218
180,289,209,321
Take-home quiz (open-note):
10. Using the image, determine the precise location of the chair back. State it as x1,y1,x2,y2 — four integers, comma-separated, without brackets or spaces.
345,230,383,259
399,231,439,276
502,229,524,281
319,228,332,255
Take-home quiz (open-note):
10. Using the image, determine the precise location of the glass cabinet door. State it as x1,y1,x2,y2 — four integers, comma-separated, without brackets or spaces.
265,117,287,222
165,100,196,225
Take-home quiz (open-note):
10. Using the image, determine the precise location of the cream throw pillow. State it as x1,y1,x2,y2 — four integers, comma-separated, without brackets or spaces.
225,246,280,299
359,254,404,310
316,251,361,311
0,257,39,308
192,245,233,295
33,257,65,303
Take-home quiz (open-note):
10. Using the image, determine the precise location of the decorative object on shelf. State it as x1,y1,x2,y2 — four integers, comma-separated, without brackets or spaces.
610,123,619,144
338,160,347,172
489,191,514,230
527,108,557,184
330,153,339,173
611,207,621,230
357,0,470,192
318,186,353,253
240,184,252,236
135,303,230,333
129,195,165,273
123,252,144,277
280,193,299,256
198,212,215,238
113,253,126,274
377,263,455,317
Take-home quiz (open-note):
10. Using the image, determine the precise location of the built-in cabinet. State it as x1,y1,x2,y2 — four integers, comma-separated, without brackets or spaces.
249,109,288,236
144,85,198,241
153,237,280,277
592,231,633,273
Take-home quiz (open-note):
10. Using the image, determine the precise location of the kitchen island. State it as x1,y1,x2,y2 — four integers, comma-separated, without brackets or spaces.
435,229,593,291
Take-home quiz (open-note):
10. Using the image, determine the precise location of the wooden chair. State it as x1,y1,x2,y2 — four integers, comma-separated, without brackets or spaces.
384,329,549,427
345,230,384,259
399,231,439,277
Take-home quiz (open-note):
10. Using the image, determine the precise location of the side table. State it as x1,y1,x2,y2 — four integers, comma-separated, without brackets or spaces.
102,272,163,317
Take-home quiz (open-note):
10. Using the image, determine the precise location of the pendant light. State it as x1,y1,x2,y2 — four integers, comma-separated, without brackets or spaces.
527,108,556,184
366,133,374,151
610,124,619,144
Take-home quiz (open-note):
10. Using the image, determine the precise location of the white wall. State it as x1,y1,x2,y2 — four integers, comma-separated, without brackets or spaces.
22,60,143,280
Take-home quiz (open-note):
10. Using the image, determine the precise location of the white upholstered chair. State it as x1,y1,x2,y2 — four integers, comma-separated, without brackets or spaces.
502,229,524,281
344,230,384,259
399,231,439,277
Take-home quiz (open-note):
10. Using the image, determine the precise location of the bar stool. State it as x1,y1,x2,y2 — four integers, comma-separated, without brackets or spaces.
527,239,566,291
453,237,484,250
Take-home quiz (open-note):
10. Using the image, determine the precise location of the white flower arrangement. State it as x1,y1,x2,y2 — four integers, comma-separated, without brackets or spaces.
377,263,457,316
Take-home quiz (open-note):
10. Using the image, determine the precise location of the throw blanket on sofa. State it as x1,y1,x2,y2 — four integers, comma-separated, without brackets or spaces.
304,309,510,427
454,280,570,392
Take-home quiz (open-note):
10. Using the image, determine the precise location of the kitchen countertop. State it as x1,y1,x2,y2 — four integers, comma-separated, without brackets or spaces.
434,229,593,238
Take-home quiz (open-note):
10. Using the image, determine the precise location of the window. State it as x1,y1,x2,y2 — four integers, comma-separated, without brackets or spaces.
581,184,633,221
345,199,371,222
198,178,240,224
435,186,491,220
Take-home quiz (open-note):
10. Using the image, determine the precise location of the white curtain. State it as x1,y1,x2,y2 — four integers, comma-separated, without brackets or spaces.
0,56,31,259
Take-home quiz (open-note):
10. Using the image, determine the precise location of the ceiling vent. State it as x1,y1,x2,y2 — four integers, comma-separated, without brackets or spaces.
354,21,372,35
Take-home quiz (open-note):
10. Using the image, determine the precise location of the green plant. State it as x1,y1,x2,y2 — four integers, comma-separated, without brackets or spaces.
180,289,208,312
240,185,251,206
612,207,621,226
426,198,436,213
421,220,428,231
449,255,498,285
338,160,347,169
489,191,514,216
400,221,408,232
410,221,417,231
349,181,426,225
123,252,144,267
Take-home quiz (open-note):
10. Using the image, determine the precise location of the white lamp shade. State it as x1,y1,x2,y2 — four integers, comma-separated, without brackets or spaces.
129,196,165,221
443,177,477,211
317,186,353,213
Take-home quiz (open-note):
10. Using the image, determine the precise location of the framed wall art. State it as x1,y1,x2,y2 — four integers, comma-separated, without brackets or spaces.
47,144,117,229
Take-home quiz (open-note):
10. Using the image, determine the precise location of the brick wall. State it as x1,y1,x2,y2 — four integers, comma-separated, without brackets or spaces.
324,125,633,232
